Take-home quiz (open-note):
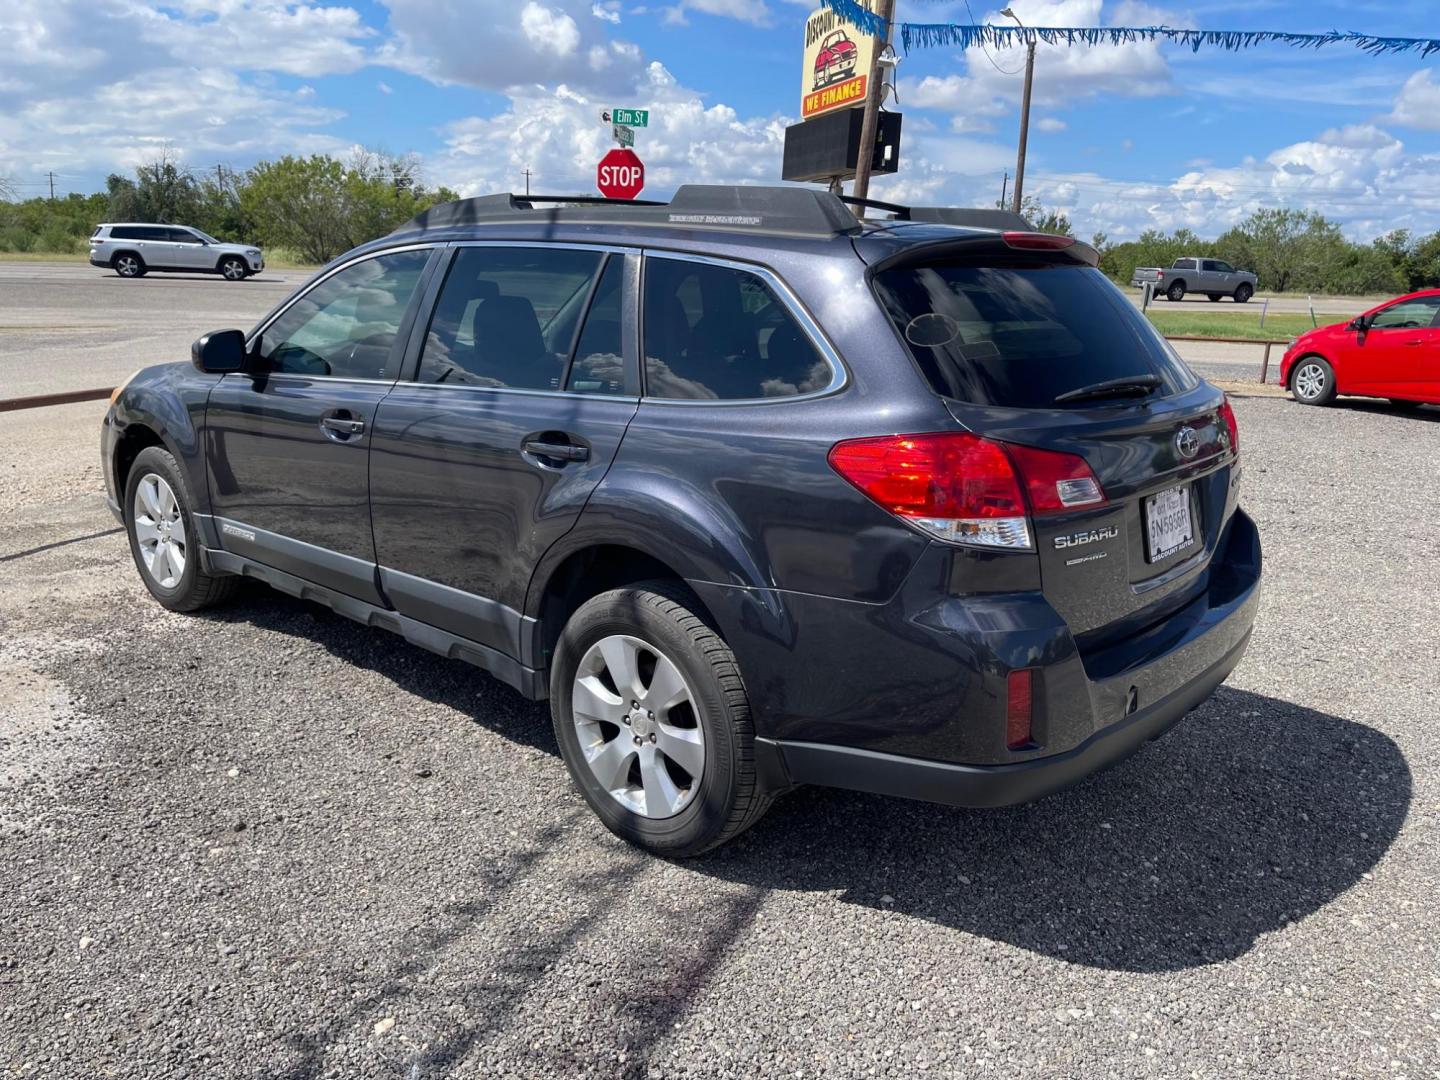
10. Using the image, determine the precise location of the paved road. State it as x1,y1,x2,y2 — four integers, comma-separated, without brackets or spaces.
0,261,306,398
1,331,1438,1072
1123,290,1376,318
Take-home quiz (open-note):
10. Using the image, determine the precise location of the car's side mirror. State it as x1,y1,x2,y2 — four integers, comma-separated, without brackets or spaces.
191,329,250,374
1348,316,1369,332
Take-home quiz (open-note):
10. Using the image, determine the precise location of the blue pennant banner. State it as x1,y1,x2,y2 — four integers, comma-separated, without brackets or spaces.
816,0,1440,58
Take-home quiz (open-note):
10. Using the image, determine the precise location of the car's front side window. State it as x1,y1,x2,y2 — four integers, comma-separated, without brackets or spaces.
642,257,830,400
1369,298,1440,330
416,246,605,389
255,249,430,380
169,229,203,244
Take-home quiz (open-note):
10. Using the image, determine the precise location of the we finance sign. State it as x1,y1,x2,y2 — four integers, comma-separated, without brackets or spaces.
801,3,876,120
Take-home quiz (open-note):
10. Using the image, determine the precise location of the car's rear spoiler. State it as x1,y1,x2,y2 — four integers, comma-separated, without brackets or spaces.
864,232,1101,276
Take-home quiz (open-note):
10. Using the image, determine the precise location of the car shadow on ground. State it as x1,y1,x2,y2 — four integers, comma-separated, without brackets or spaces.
1333,398,1439,422
209,591,1410,977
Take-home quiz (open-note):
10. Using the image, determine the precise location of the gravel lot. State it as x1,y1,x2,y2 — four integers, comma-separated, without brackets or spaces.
1,264,1438,1078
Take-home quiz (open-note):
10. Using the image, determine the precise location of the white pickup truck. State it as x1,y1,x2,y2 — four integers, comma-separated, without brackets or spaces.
1130,258,1257,303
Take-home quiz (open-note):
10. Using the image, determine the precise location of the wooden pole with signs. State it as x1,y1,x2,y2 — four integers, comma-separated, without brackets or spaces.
849,0,894,209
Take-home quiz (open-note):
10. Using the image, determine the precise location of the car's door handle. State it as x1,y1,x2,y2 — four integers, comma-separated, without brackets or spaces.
521,439,589,463
320,415,366,435
1405,339,1424,346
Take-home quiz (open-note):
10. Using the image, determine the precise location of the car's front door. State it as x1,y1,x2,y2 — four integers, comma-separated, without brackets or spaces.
204,246,437,603
1343,296,1440,396
165,227,210,270
368,244,639,658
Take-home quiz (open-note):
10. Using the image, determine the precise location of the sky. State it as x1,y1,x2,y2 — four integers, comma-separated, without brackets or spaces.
3,0,1440,241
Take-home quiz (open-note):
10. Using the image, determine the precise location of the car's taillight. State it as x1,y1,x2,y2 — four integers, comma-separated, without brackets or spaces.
1218,396,1239,455
827,432,1107,550
1002,231,1075,251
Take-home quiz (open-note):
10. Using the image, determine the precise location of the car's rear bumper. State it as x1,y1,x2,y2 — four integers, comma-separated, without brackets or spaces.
698,507,1261,807
89,255,107,268
760,626,1249,808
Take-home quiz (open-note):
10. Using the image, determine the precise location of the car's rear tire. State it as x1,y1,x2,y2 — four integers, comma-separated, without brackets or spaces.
1290,356,1336,406
1207,293,1221,302
218,256,248,281
550,583,773,857
113,253,146,279
1234,283,1253,303
1166,281,1186,302
124,446,238,612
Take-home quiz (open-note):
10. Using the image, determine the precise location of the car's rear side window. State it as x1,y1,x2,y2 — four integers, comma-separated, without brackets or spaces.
872,263,1198,409
418,247,605,390
642,257,831,400
110,226,140,240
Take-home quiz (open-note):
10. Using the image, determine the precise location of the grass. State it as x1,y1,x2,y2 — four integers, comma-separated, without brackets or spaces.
1145,310,1347,342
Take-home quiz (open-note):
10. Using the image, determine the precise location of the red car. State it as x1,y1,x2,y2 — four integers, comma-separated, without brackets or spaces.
813,30,858,91
1281,288,1440,408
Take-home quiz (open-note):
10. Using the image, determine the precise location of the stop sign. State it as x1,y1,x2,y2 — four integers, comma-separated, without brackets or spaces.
597,148,645,200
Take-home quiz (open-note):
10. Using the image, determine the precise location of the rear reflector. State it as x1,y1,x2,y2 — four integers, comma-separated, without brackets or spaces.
1006,669,1034,750
1002,231,1076,251
828,432,1108,550
1218,396,1239,456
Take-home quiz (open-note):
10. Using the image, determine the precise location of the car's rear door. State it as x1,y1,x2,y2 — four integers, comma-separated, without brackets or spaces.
367,243,639,657
871,248,1237,643
204,246,438,603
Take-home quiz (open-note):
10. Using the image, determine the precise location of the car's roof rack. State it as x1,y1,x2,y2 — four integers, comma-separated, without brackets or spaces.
838,195,1033,231
395,185,863,239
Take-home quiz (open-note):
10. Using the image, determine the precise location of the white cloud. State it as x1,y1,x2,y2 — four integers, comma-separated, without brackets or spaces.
1388,69,1440,131
377,81,394,94
898,0,1176,119
520,2,582,55
1035,117,1066,132
432,63,788,197
592,0,622,21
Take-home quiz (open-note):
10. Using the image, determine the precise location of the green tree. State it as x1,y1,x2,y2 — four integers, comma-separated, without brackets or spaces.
105,152,203,224
241,152,457,263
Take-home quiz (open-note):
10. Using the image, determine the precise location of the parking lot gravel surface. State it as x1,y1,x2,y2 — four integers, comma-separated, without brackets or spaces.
1,265,1438,1078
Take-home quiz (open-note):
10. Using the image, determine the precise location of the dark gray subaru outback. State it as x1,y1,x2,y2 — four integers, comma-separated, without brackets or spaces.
101,186,1261,856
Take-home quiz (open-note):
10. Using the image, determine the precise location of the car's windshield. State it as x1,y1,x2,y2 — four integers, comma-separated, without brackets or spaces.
873,262,1199,408
191,229,220,244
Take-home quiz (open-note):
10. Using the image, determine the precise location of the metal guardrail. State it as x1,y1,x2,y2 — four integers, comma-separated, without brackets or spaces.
0,335,1291,414
1163,335,1290,384
0,386,115,413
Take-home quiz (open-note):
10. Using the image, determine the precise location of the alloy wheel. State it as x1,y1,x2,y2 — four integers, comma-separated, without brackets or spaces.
1294,362,1326,401
132,474,186,588
116,256,139,277
571,634,705,819
222,259,246,280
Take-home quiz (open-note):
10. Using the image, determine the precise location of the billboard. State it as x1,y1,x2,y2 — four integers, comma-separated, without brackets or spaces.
801,3,877,120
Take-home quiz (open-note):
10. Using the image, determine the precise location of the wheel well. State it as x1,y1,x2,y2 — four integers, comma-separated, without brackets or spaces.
216,253,243,270
110,249,142,267
534,545,715,669
1287,354,1326,387
1168,278,1187,291
113,424,165,500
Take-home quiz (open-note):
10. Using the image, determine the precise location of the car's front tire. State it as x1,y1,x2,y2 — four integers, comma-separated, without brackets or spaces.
550,584,773,857
124,446,237,611
113,253,146,279
1234,283,1254,303
1290,356,1337,406
219,256,248,281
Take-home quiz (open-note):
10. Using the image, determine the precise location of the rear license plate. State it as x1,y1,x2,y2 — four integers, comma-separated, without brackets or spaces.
1145,485,1195,562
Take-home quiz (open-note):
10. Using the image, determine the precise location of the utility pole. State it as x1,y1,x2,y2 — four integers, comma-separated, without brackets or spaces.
1001,7,1035,216
850,0,896,209
523,167,532,196
47,171,55,200
1000,171,1009,208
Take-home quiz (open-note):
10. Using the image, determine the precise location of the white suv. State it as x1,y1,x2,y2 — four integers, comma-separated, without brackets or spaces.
89,224,264,281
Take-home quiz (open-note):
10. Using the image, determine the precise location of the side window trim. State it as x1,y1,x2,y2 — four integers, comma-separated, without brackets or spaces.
396,241,641,399
637,250,847,406
245,244,444,383
559,253,614,391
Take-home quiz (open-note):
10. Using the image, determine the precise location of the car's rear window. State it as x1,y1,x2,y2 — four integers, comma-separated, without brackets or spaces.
872,263,1198,408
